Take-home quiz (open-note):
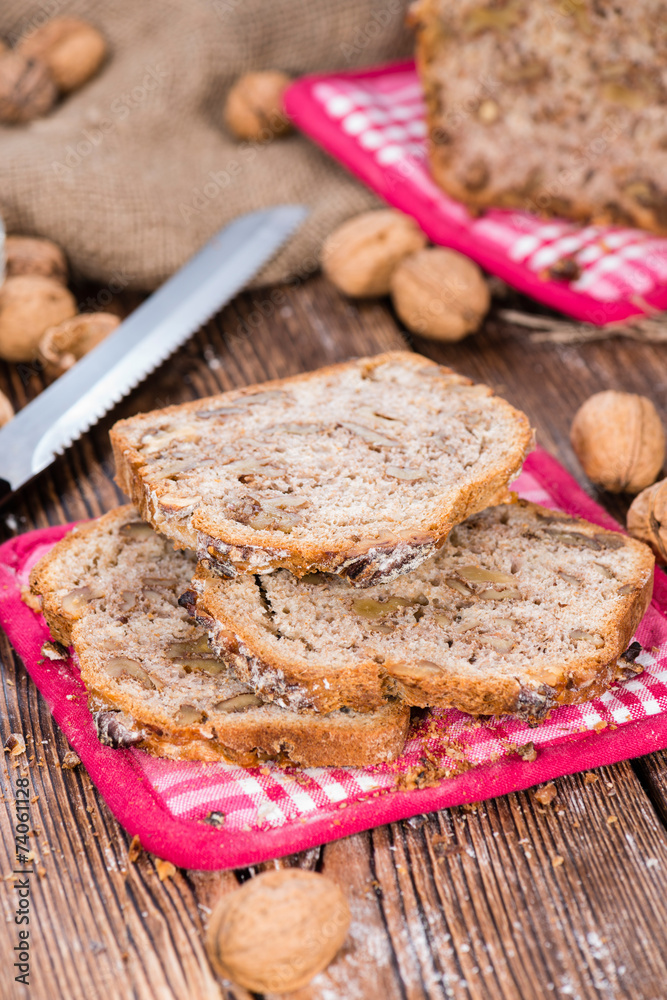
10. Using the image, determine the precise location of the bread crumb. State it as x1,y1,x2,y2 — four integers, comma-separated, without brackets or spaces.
515,742,537,762
552,856,564,868
20,585,42,612
61,750,81,769
156,858,176,882
203,810,225,829
583,772,598,784
534,782,557,806
128,835,142,863
40,641,67,661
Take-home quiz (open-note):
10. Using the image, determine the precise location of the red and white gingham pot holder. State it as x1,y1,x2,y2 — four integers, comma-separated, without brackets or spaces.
284,61,667,325
2,448,667,870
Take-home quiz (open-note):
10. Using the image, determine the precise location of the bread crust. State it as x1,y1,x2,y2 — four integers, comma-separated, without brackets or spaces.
194,501,655,719
30,506,410,768
85,688,410,768
110,352,533,586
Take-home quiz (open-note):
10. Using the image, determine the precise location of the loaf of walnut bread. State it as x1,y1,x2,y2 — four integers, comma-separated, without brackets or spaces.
410,0,667,233
29,507,410,767
110,352,532,587
192,501,654,719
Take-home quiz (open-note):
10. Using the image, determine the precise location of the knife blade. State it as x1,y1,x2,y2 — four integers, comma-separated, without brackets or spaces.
0,204,307,498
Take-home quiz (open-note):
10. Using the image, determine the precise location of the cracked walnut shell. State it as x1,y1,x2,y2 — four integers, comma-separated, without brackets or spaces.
0,51,56,123
627,478,667,562
391,247,490,341
571,391,665,494
205,869,350,993
321,209,427,297
17,18,107,93
38,312,120,377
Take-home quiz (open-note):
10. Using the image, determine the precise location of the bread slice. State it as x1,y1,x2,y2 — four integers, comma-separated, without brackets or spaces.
192,500,654,719
110,352,533,586
411,0,667,235
30,507,409,767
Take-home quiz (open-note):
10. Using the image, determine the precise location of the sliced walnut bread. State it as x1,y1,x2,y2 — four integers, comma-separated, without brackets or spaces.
411,0,667,234
30,507,409,767
192,501,654,719
110,352,533,586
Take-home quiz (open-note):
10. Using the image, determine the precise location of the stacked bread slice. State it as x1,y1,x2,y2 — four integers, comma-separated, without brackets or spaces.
31,352,655,767
32,507,409,766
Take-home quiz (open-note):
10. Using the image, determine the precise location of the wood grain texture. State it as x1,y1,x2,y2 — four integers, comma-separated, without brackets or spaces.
1,274,667,1000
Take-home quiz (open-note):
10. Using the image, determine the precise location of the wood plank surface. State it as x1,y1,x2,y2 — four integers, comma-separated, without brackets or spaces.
1,274,667,1000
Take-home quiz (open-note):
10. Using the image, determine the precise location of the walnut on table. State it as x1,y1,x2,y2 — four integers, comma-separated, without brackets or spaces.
38,312,120,377
627,478,667,561
391,246,490,342
0,275,77,363
205,868,350,993
5,235,68,284
321,209,427,297
571,391,665,494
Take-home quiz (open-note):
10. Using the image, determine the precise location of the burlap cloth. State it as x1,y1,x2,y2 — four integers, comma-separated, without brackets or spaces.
0,1,412,290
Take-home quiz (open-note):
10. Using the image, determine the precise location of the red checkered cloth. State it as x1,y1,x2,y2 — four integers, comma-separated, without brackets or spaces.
2,448,667,870
284,61,667,325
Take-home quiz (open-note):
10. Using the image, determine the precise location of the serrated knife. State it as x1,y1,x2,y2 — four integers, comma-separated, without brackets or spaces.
0,204,307,499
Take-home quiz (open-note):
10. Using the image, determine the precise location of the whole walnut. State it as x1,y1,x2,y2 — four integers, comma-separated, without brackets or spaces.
0,51,56,124
205,869,350,994
0,276,77,363
38,312,120,377
0,388,14,427
627,478,667,562
571,391,665,494
5,235,68,283
322,210,427,297
391,247,490,341
17,18,107,93
224,71,292,141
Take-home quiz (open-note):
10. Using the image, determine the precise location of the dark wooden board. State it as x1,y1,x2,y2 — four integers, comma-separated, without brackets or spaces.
2,275,667,1000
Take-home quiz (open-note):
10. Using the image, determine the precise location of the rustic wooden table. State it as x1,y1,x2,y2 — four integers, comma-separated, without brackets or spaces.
2,274,667,1000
